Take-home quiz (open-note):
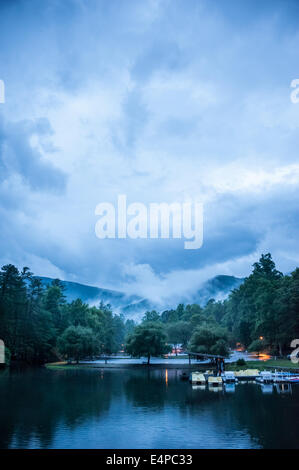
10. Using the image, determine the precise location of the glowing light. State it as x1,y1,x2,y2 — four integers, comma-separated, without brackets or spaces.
165,369,168,386
259,336,264,341
259,353,271,361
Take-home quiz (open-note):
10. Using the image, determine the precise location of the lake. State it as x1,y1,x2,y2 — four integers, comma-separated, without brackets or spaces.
0,367,298,449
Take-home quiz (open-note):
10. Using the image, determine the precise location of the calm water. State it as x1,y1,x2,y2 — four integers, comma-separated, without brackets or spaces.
82,350,265,364
0,367,298,449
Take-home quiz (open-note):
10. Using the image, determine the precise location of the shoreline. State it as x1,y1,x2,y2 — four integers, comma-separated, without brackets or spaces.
45,362,207,370
45,359,299,372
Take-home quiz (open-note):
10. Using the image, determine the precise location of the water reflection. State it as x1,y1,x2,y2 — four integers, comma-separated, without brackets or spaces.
192,384,206,391
256,383,294,395
0,368,114,448
225,383,236,393
260,384,273,394
274,383,292,395
0,368,298,449
208,384,224,393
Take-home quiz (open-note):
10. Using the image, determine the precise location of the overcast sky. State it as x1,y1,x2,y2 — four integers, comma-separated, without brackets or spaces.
0,0,299,305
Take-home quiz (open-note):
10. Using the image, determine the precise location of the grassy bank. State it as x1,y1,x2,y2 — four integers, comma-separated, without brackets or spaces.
45,362,95,370
227,359,299,371
45,358,299,372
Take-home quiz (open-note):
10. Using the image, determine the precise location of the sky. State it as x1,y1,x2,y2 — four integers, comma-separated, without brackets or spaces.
0,0,299,306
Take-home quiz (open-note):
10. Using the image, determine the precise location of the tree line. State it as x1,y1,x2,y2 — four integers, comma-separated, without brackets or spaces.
128,253,299,361
0,265,130,364
0,254,298,365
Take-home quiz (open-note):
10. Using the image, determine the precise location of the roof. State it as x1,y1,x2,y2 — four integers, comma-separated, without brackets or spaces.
186,351,227,360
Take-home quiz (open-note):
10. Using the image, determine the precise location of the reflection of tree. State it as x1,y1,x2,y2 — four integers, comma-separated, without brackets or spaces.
124,370,167,410
124,372,299,449
1,369,298,449
124,369,225,411
0,368,114,448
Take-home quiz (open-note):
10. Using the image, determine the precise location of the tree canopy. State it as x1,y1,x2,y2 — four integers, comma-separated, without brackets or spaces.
0,265,126,364
0,253,298,365
125,322,171,364
57,325,98,363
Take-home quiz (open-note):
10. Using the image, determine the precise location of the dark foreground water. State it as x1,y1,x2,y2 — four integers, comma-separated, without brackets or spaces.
0,367,298,449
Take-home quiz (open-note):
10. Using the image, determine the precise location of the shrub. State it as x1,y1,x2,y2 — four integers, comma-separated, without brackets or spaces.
236,358,246,366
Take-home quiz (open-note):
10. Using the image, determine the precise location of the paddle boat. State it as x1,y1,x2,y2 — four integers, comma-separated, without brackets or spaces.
288,374,299,383
208,376,223,387
222,371,238,383
272,370,290,383
190,371,206,385
256,371,273,384
234,369,260,380
271,370,299,384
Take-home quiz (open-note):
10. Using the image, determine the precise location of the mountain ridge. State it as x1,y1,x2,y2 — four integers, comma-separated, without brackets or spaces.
36,274,244,319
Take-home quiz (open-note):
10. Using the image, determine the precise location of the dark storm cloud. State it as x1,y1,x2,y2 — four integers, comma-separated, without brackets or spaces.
0,0,299,302
0,116,66,192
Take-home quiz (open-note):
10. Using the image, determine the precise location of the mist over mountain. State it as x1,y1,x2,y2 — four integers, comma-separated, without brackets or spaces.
191,275,244,305
37,274,244,320
36,277,140,308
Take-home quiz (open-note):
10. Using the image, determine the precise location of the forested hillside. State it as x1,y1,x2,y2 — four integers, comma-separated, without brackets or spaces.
0,266,129,364
35,274,244,318
0,254,298,365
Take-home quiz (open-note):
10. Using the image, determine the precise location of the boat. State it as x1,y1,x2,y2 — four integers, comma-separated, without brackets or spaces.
256,371,273,384
222,371,238,383
272,370,290,383
190,372,206,385
208,376,223,387
234,369,260,380
270,370,299,384
288,375,299,383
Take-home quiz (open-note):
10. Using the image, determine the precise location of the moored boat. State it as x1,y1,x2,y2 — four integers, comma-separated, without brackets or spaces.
288,375,299,383
222,371,238,383
256,371,273,384
234,369,260,380
272,370,290,383
190,372,206,385
208,376,223,387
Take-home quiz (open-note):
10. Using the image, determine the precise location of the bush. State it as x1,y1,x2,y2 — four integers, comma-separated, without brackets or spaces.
236,358,246,366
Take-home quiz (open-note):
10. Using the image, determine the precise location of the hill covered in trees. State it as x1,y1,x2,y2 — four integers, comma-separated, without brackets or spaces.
35,274,244,318
36,276,142,313
0,254,298,365
0,266,129,364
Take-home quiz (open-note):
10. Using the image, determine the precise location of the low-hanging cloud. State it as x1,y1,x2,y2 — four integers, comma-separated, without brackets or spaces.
0,0,299,304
